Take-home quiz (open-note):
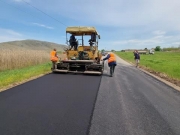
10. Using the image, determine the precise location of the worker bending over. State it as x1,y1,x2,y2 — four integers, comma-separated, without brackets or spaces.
103,53,117,77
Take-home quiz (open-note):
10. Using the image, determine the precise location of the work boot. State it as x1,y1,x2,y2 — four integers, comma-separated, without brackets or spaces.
110,71,113,77
110,66,113,77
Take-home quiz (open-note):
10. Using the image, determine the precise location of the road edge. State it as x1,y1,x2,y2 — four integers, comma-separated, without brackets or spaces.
0,72,51,93
115,54,180,92
138,67,180,92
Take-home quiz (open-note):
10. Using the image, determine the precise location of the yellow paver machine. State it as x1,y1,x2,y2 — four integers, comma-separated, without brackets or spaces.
52,26,104,75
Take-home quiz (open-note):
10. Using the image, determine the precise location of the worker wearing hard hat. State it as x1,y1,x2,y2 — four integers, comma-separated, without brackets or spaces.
50,48,58,70
102,52,117,77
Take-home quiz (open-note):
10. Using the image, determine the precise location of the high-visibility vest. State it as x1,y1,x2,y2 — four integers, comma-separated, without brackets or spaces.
108,53,116,63
50,51,58,62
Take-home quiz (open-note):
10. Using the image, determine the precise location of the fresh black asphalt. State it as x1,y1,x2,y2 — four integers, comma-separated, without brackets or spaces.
0,73,101,135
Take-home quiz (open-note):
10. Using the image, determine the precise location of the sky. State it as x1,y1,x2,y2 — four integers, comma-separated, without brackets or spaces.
0,0,180,50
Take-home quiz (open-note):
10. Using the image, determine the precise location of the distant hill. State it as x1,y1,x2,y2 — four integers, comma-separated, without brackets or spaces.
0,40,68,52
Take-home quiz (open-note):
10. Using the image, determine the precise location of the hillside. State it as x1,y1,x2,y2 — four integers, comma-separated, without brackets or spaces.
0,40,68,52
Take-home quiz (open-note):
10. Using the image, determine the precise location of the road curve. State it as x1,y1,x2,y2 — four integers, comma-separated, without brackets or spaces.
0,74,101,135
90,55,180,135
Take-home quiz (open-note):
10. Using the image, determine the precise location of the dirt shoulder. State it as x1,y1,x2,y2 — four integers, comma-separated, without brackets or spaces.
115,54,180,92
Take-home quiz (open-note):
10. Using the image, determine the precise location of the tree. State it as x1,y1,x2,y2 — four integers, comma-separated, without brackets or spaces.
101,49,105,53
155,46,161,51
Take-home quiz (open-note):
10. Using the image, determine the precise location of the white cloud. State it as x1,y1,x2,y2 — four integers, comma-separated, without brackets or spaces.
5,29,22,37
110,33,180,49
32,23,54,29
113,39,162,46
153,30,166,35
172,42,180,45
0,28,24,43
37,0,180,30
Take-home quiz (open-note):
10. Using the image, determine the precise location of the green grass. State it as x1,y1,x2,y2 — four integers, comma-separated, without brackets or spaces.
0,62,51,90
115,51,180,80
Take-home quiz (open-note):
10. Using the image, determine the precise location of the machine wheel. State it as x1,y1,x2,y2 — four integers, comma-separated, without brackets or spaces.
51,70,56,74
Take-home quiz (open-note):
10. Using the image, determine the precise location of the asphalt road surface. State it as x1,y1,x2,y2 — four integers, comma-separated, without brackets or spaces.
0,55,180,135
0,74,101,135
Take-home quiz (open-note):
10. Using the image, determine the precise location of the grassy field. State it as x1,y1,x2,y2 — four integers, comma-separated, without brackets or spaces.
0,62,51,90
115,51,180,80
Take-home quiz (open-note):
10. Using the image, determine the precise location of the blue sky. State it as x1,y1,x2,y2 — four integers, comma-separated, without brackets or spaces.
0,0,180,50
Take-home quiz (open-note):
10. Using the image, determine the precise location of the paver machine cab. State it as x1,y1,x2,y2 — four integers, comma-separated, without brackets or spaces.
52,26,104,75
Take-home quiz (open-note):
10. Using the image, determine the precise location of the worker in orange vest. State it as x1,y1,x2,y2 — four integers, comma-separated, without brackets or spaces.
102,52,117,77
50,48,58,69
